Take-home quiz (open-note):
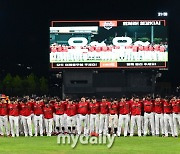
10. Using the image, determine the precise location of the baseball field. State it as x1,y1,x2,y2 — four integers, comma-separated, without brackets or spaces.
0,136,180,154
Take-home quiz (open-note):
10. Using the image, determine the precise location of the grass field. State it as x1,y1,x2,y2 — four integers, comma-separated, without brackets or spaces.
0,136,180,154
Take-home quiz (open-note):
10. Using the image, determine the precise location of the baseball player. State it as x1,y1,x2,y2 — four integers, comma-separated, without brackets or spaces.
171,96,180,137
0,97,10,136
43,100,54,136
18,98,24,135
99,96,109,136
154,95,164,136
8,98,20,137
33,97,44,136
54,99,66,134
63,97,69,133
49,97,57,134
140,96,145,136
143,95,155,136
130,96,142,137
89,96,99,136
108,98,119,136
117,96,130,137
77,97,89,136
19,98,33,137
66,99,78,134
163,96,174,137
28,97,36,129
85,97,91,134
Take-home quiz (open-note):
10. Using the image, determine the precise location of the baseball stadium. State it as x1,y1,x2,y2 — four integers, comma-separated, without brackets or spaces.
1,1,180,154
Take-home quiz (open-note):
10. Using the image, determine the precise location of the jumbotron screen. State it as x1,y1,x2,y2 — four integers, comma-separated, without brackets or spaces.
50,20,168,69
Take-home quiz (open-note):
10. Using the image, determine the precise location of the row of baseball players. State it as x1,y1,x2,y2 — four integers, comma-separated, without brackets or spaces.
0,95,179,137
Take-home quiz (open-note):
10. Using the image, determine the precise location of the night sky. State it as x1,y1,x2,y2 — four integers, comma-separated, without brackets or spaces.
0,1,180,86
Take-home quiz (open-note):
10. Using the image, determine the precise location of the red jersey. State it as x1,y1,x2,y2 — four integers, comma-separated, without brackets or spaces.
143,100,154,113
8,103,19,116
119,101,130,114
20,103,32,116
171,100,180,113
163,101,172,114
131,101,142,115
78,101,89,115
66,103,77,116
108,103,118,114
89,102,99,114
0,103,8,116
154,100,164,113
129,99,134,106
49,100,56,107
33,102,44,115
43,106,53,119
28,101,35,114
100,101,109,114
54,102,66,115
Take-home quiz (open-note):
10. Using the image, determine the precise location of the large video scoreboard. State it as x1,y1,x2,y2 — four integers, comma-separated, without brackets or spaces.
50,20,168,69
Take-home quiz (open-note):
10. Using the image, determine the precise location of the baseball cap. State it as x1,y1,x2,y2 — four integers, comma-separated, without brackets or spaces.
165,96,169,100
86,97,90,100
114,98,118,101
35,97,40,101
155,94,161,98
102,96,106,99
92,96,96,100
135,95,139,99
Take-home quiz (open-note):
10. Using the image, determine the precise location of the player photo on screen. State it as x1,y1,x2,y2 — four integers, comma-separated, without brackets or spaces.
50,20,168,69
